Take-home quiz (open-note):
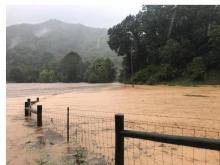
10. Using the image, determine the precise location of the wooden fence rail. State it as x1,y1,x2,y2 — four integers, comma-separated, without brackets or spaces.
24,97,42,127
115,113,220,165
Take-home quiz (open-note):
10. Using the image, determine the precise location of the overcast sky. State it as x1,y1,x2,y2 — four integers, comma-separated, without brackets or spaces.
6,4,143,28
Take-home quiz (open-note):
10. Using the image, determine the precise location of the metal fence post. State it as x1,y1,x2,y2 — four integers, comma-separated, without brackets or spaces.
37,105,42,127
27,98,31,116
67,107,70,142
115,113,124,165
24,102,29,116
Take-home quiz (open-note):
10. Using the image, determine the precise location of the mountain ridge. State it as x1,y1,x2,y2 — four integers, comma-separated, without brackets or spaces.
7,19,108,30
6,19,121,66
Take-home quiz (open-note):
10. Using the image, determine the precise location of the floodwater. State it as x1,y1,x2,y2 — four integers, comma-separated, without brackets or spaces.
6,83,220,165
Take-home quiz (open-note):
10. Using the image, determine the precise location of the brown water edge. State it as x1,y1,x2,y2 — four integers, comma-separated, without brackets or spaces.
6,83,220,165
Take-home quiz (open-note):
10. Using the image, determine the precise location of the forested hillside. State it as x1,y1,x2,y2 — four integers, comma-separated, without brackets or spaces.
6,19,121,82
108,5,220,85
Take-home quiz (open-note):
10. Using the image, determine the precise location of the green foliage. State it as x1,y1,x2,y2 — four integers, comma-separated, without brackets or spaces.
159,39,195,69
39,70,56,82
208,25,220,68
6,19,121,68
6,20,122,83
204,69,220,84
6,49,116,83
35,147,88,165
7,67,25,83
132,64,175,84
187,57,206,80
6,49,57,82
74,146,87,164
108,5,220,84
84,58,116,83
36,154,54,165
58,52,83,82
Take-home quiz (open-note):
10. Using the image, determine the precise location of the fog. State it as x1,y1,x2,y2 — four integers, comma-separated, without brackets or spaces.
6,4,143,28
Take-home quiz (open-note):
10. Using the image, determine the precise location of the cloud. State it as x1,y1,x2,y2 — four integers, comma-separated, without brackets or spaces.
34,28,50,37
8,36,21,48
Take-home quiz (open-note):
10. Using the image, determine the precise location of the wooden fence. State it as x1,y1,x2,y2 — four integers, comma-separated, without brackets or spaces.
24,97,42,127
115,114,220,165
23,98,220,164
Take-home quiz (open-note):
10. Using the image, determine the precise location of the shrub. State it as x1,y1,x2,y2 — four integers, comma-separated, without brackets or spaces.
132,64,175,84
187,57,206,80
39,70,56,82
84,58,116,83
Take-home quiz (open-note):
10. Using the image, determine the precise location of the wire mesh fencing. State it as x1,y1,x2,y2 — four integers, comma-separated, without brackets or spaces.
30,105,220,165
123,119,220,165
42,108,116,164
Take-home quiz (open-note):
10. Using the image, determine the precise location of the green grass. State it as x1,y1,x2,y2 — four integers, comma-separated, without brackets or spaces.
36,154,54,165
35,146,88,165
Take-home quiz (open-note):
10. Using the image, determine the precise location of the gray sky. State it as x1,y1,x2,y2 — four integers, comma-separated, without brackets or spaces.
6,4,143,28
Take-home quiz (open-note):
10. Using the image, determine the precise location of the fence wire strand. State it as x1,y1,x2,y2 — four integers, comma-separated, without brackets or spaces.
25,104,220,165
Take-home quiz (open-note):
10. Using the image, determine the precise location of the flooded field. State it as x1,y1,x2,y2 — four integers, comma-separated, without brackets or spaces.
6,83,220,165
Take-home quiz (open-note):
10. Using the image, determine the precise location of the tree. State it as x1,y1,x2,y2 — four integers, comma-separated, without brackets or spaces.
107,5,220,83
59,51,83,82
39,69,56,82
108,15,141,78
187,57,206,80
104,58,116,82
7,67,25,82
208,25,220,68
84,58,116,83
6,48,57,82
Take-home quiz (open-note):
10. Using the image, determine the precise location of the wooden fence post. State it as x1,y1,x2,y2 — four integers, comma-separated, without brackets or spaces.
24,102,29,116
67,107,70,142
37,105,42,127
115,113,124,165
27,98,31,116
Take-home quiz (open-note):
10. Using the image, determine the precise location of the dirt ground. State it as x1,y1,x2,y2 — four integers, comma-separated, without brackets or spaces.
6,83,220,165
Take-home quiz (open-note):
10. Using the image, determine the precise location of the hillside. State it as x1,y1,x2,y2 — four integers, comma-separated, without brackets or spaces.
6,19,121,66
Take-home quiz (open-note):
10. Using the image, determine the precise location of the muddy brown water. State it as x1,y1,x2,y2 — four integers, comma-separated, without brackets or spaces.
6,83,220,165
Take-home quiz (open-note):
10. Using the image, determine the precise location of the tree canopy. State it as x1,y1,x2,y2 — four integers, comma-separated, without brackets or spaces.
6,50,116,83
84,58,116,83
59,51,83,82
108,5,220,84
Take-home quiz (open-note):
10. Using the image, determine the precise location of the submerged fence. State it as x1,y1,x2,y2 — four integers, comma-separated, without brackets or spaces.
24,98,220,165
24,97,42,127
115,114,220,165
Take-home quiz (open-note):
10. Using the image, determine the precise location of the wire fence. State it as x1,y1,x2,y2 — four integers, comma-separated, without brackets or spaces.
123,119,220,165
28,102,220,165
42,108,116,164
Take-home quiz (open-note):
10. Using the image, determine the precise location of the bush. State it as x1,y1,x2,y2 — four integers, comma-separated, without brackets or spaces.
187,57,206,80
132,68,150,83
155,64,175,80
84,72,99,83
132,64,175,84
39,70,56,82
84,58,116,83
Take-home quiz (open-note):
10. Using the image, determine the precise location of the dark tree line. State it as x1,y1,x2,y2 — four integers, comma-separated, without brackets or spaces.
108,5,220,84
7,50,116,83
